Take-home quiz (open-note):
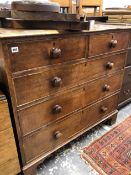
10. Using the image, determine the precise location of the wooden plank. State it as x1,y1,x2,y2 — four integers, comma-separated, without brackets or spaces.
0,18,89,30
0,9,11,18
11,0,60,12
0,91,21,174
0,158,20,175
11,10,80,21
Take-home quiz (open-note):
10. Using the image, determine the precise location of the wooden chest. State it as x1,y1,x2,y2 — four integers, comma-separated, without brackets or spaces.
0,91,20,175
0,28,129,175
119,32,131,107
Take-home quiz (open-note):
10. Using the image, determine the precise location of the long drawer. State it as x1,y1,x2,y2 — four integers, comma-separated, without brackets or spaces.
14,52,126,106
89,32,129,57
123,66,131,85
8,36,86,72
18,72,123,136
23,93,118,163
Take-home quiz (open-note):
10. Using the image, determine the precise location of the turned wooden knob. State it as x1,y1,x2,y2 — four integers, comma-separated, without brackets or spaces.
52,76,62,87
52,105,62,114
50,48,61,59
103,84,110,92
100,106,108,113
109,40,117,48
106,62,114,69
54,131,62,139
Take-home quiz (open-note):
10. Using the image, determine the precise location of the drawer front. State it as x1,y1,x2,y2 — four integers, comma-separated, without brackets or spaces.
89,32,129,57
123,66,131,85
126,49,131,66
23,93,118,163
81,94,118,128
8,36,86,72
23,110,82,163
119,82,131,103
18,72,123,136
14,52,126,106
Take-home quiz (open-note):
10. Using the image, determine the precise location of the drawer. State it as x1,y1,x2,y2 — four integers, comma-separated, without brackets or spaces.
119,82,131,103
8,36,86,72
23,93,118,163
23,109,82,163
14,52,126,106
123,66,131,85
81,93,118,129
126,49,131,66
89,32,129,57
18,72,123,136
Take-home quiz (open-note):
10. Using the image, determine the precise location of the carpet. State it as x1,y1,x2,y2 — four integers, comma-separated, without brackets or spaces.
81,116,131,175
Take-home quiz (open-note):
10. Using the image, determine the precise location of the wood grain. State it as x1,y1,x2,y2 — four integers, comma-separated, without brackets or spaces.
8,36,86,72
89,32,129,57
18,72,123,136
23,93,119,163
0,92,20,175
13,52,126,106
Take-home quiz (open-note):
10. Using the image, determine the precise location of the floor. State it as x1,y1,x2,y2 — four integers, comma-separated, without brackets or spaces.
37,103,131,175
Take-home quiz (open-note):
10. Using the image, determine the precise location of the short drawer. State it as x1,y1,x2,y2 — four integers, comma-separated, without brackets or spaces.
8,36,86,72
123,66,131,85
119,82,131,103
14,52,126,106
23,93,118,163
89,32,129,57
18,72,123,136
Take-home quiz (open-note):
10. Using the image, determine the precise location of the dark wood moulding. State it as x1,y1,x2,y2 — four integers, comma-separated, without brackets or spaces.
0,18,90,30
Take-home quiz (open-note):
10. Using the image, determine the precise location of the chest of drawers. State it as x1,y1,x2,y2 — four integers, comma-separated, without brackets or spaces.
0,28,129,175
119,32,131,107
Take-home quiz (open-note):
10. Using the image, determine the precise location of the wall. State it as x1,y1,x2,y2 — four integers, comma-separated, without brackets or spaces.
103,0,131,9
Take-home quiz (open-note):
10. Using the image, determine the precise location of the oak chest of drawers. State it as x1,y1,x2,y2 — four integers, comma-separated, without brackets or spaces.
0,27,129,175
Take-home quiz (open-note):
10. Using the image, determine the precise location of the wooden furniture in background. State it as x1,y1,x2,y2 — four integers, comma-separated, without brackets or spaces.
0,90,20,175
119,32,131,107
0,26,129,175
51,0,72,13
103,8,131,23
76,0,103,16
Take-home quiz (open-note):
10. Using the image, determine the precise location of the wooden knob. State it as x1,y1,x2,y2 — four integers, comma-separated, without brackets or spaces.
106,62,114,69
54,131,62,139
109,40,117,48
100,106,108,113
52,77,62,87
52,105,62,114
50,48,61,59
103,84,110,92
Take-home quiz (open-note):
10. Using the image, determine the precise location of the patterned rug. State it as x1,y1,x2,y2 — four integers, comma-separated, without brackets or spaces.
81,116,131,175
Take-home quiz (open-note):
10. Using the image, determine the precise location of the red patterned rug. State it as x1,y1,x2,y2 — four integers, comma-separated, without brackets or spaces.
81,116,131,175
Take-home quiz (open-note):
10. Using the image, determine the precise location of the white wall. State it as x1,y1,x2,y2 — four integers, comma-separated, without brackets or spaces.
103,0,131,9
